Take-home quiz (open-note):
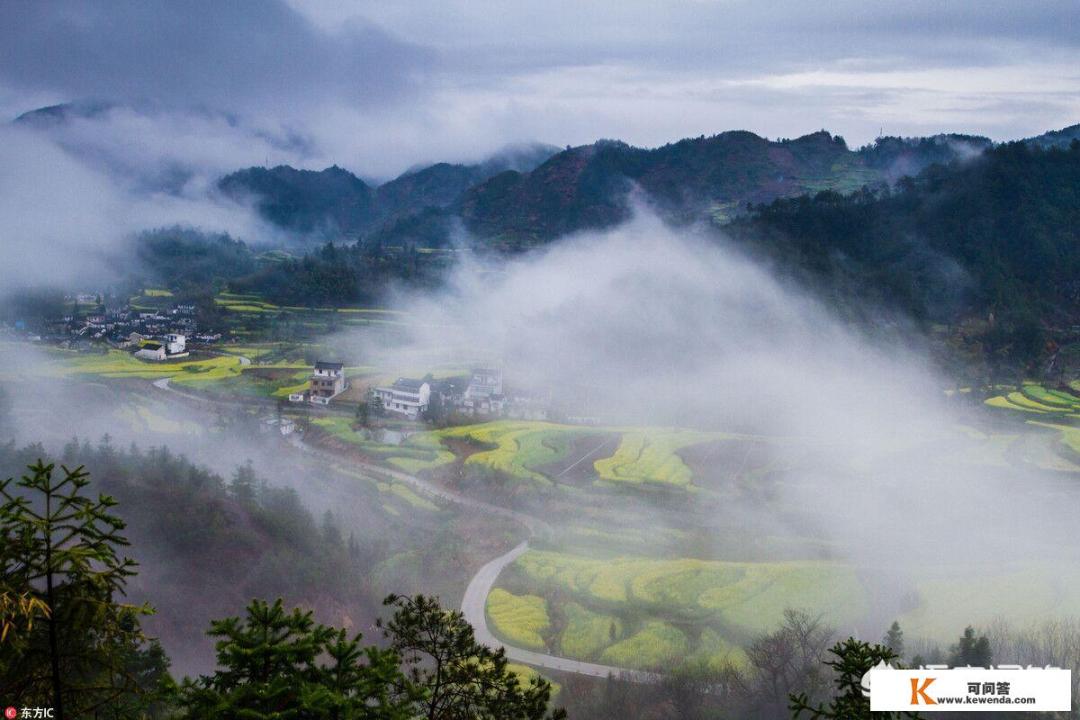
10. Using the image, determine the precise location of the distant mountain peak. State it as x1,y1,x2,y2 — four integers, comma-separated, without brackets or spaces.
13,99,117,126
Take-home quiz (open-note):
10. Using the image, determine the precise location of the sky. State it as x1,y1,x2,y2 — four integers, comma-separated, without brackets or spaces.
1,0,1078,179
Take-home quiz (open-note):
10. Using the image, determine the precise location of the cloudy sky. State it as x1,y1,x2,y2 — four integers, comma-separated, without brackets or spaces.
1,0,1078,178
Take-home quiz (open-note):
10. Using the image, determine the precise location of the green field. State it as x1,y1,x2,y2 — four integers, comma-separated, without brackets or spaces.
593,429,719,487
214,292,411,327
20,348,247,383
558,602,623,659
431,421,590,485
509,551,866,632
403,421,738,490
487,589,551,651
494,549,867,669
115,400,204,436
309,418,456,473
985,382,1080,417
600,620,689,668
497,547,1080,670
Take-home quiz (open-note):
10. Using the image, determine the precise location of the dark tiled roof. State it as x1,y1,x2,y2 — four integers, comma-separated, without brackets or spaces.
392,378,426,392
315,361,344,371
141,342,162,351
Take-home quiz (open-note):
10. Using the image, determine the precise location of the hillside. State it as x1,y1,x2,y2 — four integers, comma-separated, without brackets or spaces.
458,131,993,245
216,128,996,248
1026,123,1080,150
218,165,377,235
217,143,558,238
725,140,1080,377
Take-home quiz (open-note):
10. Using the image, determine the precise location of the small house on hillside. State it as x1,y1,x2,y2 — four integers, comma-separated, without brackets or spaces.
134,342,166,361
463,367,505,415
373,378,431,419
166,334,187,356
310,361,347,403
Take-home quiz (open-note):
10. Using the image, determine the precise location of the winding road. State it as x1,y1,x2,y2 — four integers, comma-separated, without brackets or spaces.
151,368,658,682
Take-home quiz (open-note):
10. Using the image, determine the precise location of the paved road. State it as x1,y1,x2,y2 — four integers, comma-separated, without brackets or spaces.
151,370,657,683
461,540,661,682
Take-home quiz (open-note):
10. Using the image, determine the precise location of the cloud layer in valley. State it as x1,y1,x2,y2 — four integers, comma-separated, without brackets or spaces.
0,122,278,290
1,0,1076,289
354,213,1078,584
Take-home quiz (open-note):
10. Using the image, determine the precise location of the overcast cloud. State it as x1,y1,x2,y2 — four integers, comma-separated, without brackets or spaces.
1,0,1077,179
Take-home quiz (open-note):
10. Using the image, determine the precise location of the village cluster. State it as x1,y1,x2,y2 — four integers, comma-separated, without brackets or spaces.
3,293,555,425
9,294,221,353
292,364,540,419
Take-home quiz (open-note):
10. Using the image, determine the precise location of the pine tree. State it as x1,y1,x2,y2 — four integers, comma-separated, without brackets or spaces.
789,637,922,720
883,620,904,659
230,460,258,505
380,594,566,720
180,598,412,720
0,460,159,718
949,626,991,668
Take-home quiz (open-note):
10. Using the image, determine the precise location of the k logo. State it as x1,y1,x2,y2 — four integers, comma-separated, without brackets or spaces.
910,677,938,705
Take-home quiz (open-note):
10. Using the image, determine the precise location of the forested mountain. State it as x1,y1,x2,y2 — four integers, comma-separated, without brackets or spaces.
219,165,377,235
1025,123,1080,149
728,141,1080,324
13,100,118,127
218,129,995,248
218,143,558,237
458,131,991,246
128,122,1080,380
141,137,1080,349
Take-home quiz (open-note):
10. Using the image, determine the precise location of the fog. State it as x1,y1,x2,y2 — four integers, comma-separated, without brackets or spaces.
0,121,279,290
3,205,1079,673
349,211,1079,604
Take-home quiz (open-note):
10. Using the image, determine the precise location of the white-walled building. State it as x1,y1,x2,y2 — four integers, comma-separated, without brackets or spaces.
310,361,347,401
463,367,505,415
166,333,186,355
134,342,166,361
373,378,431,419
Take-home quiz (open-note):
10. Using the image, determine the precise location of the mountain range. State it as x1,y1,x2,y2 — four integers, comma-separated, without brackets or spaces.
217,142,558,238
13,101,1077,253
217,124,1077,249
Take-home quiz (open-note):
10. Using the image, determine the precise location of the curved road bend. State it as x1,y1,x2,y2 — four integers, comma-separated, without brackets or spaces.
462,541,661,682
152,373,656,682
293,440,659,682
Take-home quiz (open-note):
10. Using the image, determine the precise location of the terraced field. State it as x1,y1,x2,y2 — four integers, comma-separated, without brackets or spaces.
487,589,552,651
985,382,1080,416
214,292,411,326
600,621,689,668
593,429,720,488
433,421,591,485
404,421,733,490
115,397,204,435
26,348,248,383
495,549,866,670
310,417,456,473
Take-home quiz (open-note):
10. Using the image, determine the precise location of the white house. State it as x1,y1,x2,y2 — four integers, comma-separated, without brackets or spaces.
463,368,505,415
134,342,166,361
166,334,186,355
310,361,347,401
373,378,431,419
